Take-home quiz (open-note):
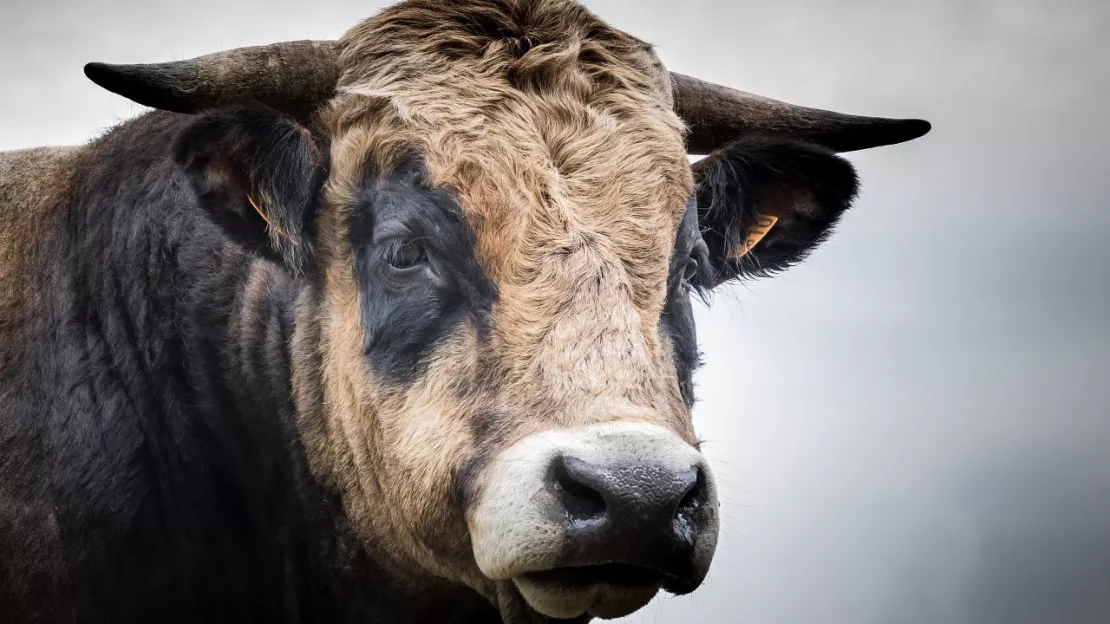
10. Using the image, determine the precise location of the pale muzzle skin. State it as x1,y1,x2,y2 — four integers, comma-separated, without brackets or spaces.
469,422,720,620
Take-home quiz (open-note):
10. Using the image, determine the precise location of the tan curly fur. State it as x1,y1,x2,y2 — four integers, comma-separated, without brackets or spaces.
291,0,699,600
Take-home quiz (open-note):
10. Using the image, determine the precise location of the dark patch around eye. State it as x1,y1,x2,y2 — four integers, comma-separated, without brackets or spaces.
348,157,497,384
661,199,708,407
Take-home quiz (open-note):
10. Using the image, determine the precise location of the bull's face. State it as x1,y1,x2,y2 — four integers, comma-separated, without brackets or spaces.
88,0,928,620
306,13,716,614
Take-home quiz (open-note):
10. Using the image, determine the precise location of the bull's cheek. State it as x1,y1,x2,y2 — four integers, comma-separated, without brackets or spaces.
375,405,483,575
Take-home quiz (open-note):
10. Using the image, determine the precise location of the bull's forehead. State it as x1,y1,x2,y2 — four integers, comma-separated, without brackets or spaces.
329,0,694,294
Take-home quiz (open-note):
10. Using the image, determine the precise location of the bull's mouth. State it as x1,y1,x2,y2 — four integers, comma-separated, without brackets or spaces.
522,563,663,589
512,564,665,620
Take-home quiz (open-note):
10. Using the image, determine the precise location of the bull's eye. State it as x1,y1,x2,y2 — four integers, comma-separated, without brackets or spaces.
682,256,699,283
385,239,428,270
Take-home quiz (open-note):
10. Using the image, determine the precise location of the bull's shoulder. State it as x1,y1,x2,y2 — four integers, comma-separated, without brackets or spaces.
0,145,82,212
0,145,81,210
0,146,83,345
0,144,80,164
0,145,82,270
0,145,82,197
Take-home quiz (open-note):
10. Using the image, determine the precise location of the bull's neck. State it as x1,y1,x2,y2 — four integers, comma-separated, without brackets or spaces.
57,112,313,495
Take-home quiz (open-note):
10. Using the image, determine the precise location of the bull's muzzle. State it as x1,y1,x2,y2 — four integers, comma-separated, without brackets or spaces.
469,423,720,620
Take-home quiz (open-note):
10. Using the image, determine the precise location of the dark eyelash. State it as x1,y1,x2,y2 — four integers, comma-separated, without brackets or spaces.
384,238,429,268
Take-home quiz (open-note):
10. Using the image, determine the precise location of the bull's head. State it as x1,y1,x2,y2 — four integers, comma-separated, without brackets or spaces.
85,0,928,620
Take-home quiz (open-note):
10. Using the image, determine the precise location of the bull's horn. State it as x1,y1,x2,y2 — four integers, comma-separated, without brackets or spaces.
84,40,339,116
671,72,930,154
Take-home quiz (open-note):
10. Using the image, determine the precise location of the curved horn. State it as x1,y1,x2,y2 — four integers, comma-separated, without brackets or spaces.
84,40,339,116
671,72,930,154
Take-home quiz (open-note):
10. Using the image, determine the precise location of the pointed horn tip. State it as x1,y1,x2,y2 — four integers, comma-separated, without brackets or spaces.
893,118,932,142
83,61,135,99
83,62,112,85
84,60,197,113
831,117,932,152
83,62,149,94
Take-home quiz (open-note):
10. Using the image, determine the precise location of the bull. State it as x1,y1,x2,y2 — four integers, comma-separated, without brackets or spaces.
0,0,929,622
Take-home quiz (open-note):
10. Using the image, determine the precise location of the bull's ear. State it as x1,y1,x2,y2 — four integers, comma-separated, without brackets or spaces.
173,105,326,273
693,135,859,287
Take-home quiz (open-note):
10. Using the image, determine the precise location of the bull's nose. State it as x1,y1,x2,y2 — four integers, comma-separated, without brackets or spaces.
469,422,719,620
551,455,707,576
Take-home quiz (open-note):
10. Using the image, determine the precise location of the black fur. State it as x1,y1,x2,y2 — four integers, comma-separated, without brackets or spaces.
693,135,860,286
665,136,859,403
660,199,711,407
0,108,497,624
348,154,497,384
174,105,327,273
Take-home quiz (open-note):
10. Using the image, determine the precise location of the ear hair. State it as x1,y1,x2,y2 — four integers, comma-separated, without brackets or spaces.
173,105,326,273
694,135,859,285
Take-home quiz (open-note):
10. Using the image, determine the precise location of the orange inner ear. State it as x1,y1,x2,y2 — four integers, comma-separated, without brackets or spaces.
729,214,778,260
246,194,271,225
246,193,290,239
208,153,275,229
726,181,821,259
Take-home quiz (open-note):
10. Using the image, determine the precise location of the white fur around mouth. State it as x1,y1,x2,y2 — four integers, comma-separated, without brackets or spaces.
469,422,717,581
513,565,664,620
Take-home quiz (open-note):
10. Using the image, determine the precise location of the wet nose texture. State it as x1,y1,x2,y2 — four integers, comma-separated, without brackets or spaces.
552,456,708,579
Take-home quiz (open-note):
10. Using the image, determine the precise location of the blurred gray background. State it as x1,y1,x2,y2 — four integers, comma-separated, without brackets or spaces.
2,1,1108,622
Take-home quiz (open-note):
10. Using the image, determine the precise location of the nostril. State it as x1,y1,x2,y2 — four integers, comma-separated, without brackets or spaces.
553,457,606,522
673,467,707,547
676,466,707,515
